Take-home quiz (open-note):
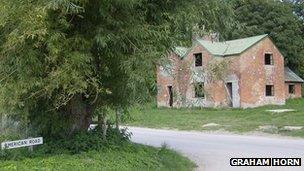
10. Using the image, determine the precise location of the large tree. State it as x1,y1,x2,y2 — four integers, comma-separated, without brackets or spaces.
228,0,304,76
0,0,235,138
0,0,178,137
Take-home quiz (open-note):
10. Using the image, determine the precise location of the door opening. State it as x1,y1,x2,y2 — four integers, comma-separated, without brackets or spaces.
226,82,233,107
168,86,173,107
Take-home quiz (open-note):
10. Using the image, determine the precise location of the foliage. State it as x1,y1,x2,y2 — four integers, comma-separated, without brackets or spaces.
0,0,185,136
0,143,196,171
228,0,304,77
190,0,237,40
0,0,237,137
124,98,304,138
0,114,22,137
285,0,304,19
204,58,231,83
0,123,131,160
163,0,237,43
203,58,232,103
3,0,303,144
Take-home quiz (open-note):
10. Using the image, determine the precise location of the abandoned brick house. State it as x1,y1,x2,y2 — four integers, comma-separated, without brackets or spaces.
156,34,304,108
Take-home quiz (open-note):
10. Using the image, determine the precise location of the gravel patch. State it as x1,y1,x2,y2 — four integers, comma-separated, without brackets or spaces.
282,126,303,131
258,125,279,134
266,109,295,113
202,123,219,128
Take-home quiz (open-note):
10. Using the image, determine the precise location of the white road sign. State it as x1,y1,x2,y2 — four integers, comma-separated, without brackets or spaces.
1,137,43,150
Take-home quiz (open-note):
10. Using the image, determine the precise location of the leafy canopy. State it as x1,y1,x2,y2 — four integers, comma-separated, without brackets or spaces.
0,0,236,136
229,0,304,76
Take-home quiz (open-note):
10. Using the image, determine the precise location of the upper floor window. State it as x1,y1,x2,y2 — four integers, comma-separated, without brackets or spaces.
194,53,202,67
264,53,273,65
289,84,295,94
265,85,274,96
194,82,204,98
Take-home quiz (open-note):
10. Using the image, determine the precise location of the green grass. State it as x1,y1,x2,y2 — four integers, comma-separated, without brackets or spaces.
0,143,196,171
124,98,304,137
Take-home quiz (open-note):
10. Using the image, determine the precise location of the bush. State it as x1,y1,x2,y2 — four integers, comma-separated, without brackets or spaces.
0,123,132,160
0,143,196,171
0,114,27,138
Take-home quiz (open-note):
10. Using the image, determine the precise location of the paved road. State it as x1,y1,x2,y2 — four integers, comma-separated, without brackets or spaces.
128,127,304,171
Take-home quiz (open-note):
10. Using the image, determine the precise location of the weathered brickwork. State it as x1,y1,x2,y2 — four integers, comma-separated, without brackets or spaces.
237,38,285,108
285,83,302,99
157,35,303,108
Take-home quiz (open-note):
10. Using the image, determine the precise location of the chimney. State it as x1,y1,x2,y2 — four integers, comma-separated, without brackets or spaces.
202,32,220,42
192,34,200,44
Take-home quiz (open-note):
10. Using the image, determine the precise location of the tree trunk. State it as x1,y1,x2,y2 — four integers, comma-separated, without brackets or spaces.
66,94,93,136
115,108,121,130
102,115,107,140
0,113,3,134
98,112,108,140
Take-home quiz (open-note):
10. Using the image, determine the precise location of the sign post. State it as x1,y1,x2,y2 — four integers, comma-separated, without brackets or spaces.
1,137,43,151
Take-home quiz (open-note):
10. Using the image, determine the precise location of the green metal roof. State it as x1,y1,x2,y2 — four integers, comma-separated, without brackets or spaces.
172,34,269,58
197,34,268,56
195,41,226,56
285,67,304,83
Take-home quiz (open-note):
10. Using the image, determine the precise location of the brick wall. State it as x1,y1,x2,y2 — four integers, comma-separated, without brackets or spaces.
237,37,285,108
285,82,302,99
157,43,231,108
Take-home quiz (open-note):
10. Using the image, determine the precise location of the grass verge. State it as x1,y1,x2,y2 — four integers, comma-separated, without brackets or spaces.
0,142,195,171
124,98,304,138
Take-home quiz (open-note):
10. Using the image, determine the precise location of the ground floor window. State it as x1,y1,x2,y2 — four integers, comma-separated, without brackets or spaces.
194,82,204,98
265,85,274,96
289,84,295,94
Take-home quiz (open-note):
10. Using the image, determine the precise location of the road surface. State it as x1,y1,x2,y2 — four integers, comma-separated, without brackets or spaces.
128,127,304,171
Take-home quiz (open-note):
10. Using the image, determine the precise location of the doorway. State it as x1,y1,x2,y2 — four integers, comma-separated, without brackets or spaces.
168,86,173,107
226,82,233,107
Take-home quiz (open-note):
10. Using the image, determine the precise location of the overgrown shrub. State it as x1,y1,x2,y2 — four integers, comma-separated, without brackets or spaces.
0,123,132,160
0,114,27,138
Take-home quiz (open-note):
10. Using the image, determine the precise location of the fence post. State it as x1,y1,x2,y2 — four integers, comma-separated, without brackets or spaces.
0,113,3,134
28,137,33,152
0,114,4,156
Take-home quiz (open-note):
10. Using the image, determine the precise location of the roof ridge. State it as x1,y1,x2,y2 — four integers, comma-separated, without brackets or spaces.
197,34,268,43
223,34,268,43
174,34,269,58
197,34,268,56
